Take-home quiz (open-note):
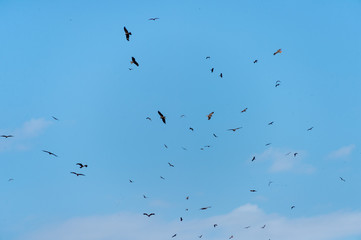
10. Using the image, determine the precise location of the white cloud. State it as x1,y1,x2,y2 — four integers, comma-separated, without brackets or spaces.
15,118,52,138
21,204,361,240
328,145,355,159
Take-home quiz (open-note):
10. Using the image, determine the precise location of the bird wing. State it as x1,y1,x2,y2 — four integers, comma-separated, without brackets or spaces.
124,27,128,34
158,111,164,117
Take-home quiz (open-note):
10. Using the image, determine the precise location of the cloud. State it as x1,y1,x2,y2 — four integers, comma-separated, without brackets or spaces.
255,147,314,173
328,145,355,159
21,204,361,240
15,118,52,138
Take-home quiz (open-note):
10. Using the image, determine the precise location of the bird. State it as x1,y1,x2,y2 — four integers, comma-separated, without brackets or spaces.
204,145,211,148
206,56,210,59
285,152,291,156
180,114,186,118
340,177,346,182
261,224,266,229
294,152,298,157
253,60,258,63
199,235,203,238
211,68,214,72
229,236,234,239
213,133,218,138
241,108,248,113
186,196,189,200
307,127,314,131
130,57,139,66
42,150,58,157
158,111,166,124
265,143,272,146
70,172,85,176
1,135,13,138
250,190,257,192
148,18,159,21
273,49,282,55
143,213,155,217
129,179,133,183
128,68,133,70
244,226,251,229
268,121,274,125
200,206,211,210
207,112,214,120
251,156,256,161
228,127,242,132
143,195,147,199
8,178,14,182
180,217,183,221
146,117,152,121
181,147,187,150
76,163,88,168
164,144,168,148
52,116,58,120
160,176,165,180
220,73,223,78
189,127,194,131
214,224,218,227
268,181,273,186
123,27,132,41
275,80,281,87
172,234,177,238
168,162,174,167
291,206,295,209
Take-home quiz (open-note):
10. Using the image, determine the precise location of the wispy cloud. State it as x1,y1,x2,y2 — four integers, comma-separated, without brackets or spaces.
22,204,361,240
328,145,355,159
15,118,52,138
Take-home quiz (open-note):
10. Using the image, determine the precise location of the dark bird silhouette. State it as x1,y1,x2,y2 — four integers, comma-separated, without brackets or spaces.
180,114,185,118
250,189,257,192
186,196,189,200
244,226,251,229
265,143,272,146
128,68,133,70
130,57,139,66
273,49,282,55
148,18,159,21
261,224,266,229
160,176,165,180
206,56,210,59
340,177,346,182
211,68,214,72
189,127,194,131
214,224,218,227
1,135,13,138
129,179,133,183
268,181,273,186
180,217,183,221
168,162,174,167
143,195,147,199
307,127,314,131
241,108,248,113
42,150,58,157
220,73,223,78
254,60,258,63
76,163,88,168
252,156,256,161
123,27,132,41
52,116,58,120
164,144,168,148
172,234,177,238
204,145,211,148
200,206,211,210
146,117,152,121
207,112,214,120
229,236,234,239
275,80,281,87
268,121,274,125
158,111,166,124
213,133,218,138
228,127,242,132
199,235,203,238
285,152,291,156
143,213,155,217
291,206,295,209
8,178,14,182
181,147,187,150
294,152,298,157
70,172,85,176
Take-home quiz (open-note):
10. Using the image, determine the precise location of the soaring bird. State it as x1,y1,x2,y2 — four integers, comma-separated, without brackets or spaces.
228,127,242,132
253,60,258,63
70,172,85,176
340,177,346,182
172,234,177,238
213,133,218,138
220,73,223,78
261,224,266,229
241,108,248,113
160,176,165,180
143,195,147,199
268,121,274,125
168,162,174,167
229,236,234,239
275,80,281,87
180,217,183,221
250,189,257,192
8,178,14,182
265,143,272,146
130,57,139,66
42,150,58,157
146,117,152,121
76,163,88,168
143,213,155,217
129,179,133,183
52,116,59,121
123,27,132,41
181,147,187,150
307,127,314,131
251,156,256,161
207,112,214,120
164,144,168,148
214,224,218,227
291,206,295,209
244,226,251,229
200,206,211,210
294,152,298,157
186,196,189,200
1,135,13,138
189,127,194,131
273,49,282,55
206,56,210,59
211,68,214,72
268,181,273,186
199,235,203,238
158,111,166,124
148,18,159,21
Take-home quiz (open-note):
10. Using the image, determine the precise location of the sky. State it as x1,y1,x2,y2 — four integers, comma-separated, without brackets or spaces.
1,0,361,239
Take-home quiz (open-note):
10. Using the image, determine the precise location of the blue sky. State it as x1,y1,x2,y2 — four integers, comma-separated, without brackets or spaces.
1,0,361,239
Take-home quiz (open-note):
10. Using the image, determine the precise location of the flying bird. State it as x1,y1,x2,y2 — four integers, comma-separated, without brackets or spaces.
130,57,139,66
268,121,274,125
1,135,13,138
143,195,147,199
200,206,211,210
8,178,14,182
253,59,258,63
76,163,88,168
307,127,314,131
70,172,85,176
241,108,248,113
158,111,166,124
42,150,58,157
199,235,203,238
206,56,210,59
172,234,177,238
180,114,185,118
214,224,218,227
265,143,272,146
229,236,234,239
211,68,214,72
146,117,152,121
143,213,155,217
340,177,346,182
228,127,242,132
207,112,214,120
251,156,256,161
213,133,218,138
244,226,251,229
189,127,194,131
160,176,165,180
180,217,183,221
186,196,189,200
220,73,223,78
129,179,133,183
273,49,282,55
294,152,298,157
168,162,174,167
148,18,159,21
250,190,257,192
291,206,295,209
181,147,187,150
128,68,133,70
123,27,132,41
52,116,58,120
261,224,266,229
268,181,273,186
164,144,168,148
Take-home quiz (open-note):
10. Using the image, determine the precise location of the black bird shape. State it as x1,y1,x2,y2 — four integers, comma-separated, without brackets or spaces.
275,80,281,87
261,224,266,229
340,177,346,182
168,162,174,167
307,127,314,131
219,73,223,78
128,68,133,70
42,150,58,157
8,178,14,182
211,68,214,72
180,114,186,118
200,206,211,210
252,156,256,161
130,57,139,66
254,60,258,63
180,217,183,221
52,116,59,120
186,196,189,200
160,176,165,180
129,179,133,183
76,163,88,168
214,224,218,227
213,133,218,138
291,205,295,209
158,111,166,124
273,49,282,55
123,27,132,41
241,108,248,113
172,234,177,238
294,152,298,157
143,213,155,217
244,226,251,229
1,135,13,138
146,117,152,121
148,18,159,21
268,121,274,125
206,56,210,59
265,143,272,146
199,235,203,238
164,144,168,148
181,147,187,150
70,172,85,176
207,112,214,120
189,127,194,131
143,195,147,199
228,127,242,132
250,189,257,192
268,181,273,186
